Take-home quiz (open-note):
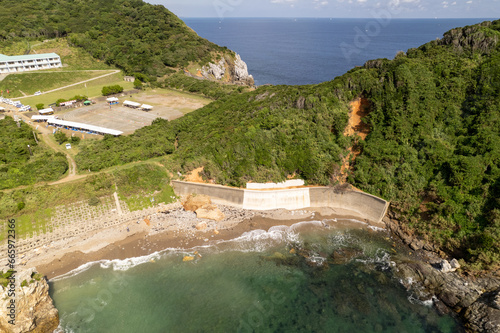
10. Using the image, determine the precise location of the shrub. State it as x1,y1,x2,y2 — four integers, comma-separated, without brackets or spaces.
54,131,68,144
88,196,101,206
17,202,25,211
102,85,124,96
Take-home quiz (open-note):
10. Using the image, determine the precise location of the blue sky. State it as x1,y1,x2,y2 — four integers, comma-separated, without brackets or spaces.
149,0,499,18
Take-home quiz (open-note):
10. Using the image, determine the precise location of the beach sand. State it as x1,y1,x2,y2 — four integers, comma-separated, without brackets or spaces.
18,203,383,280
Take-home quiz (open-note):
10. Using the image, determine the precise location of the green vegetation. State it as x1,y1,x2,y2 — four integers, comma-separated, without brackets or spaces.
102,84,124,96
75,20,500,270
54,131,68,145
0,0,230,77
0,38,113,71
76,119,176,171
162,71,252,100
0,1,497,273
77,84,351,185
0,117,68,190
0,270,15,287
0,163,176,240
21,72,134,106
342,21,500,270
0,71,109,98
55,94,87,107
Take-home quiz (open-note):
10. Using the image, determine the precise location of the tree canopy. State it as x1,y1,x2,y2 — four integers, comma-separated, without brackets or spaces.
0,0,229,76
75,20,500,270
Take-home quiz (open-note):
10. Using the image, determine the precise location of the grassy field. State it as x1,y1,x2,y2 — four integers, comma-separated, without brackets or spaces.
0,37,128,104
0,70,116,98
1,38,112,71
0,162,176,240
20,72,134,106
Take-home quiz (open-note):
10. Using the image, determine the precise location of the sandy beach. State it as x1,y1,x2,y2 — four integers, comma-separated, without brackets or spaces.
12,201,384,280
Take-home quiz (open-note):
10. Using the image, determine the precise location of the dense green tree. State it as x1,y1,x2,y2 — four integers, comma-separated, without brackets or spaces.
0,0,229,76
74,20,500,270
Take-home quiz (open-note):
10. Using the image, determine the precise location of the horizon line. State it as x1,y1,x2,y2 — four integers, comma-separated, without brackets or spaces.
180,16,498,20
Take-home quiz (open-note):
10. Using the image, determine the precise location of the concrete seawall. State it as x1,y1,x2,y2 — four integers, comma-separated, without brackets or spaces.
243,188,310,210
309,188,390,223
172,181,245,207
171,181,389,223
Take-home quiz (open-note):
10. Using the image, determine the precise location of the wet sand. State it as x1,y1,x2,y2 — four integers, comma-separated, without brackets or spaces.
33,206,383,280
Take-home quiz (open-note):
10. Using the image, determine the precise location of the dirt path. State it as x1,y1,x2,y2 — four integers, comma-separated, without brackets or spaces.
8,111,86,186
337,97,371,182
15,70,120,99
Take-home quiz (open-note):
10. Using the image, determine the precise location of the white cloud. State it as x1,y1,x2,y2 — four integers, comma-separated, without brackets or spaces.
389,0,420,6
313,0,329,7
271,0,298,4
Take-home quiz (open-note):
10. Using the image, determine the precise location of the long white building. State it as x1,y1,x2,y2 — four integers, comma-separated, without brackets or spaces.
0,53,62,74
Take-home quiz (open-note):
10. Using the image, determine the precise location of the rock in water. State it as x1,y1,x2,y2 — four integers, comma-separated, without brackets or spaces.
0,268,59,333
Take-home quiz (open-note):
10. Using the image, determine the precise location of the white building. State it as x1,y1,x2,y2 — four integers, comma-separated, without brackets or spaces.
0,53,62,74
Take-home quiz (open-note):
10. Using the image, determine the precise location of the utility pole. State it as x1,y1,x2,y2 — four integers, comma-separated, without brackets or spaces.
27,144,33,156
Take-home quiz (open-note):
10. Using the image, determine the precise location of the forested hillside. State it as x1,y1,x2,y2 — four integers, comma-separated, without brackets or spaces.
75,20,500,270
0,0,228,76
0,118,68,190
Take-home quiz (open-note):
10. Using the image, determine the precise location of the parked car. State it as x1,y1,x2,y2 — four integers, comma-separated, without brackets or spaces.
34,91,41,96
65,143,72,149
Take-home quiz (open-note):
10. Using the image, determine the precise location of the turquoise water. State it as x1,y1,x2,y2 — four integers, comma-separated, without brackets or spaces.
50,221,460,332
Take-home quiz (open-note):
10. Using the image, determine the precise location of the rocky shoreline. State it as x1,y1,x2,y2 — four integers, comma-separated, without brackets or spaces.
4,200,499,332
0,268,59,333
385,216,500,333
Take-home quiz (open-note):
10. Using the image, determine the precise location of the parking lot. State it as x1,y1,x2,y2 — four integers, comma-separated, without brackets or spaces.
57,89,210,135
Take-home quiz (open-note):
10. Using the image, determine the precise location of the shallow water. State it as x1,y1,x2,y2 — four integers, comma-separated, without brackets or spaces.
51,220,460,332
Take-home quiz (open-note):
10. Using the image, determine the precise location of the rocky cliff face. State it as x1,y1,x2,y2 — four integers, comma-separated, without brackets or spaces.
385,216,500,333
0,268,59,333
201,53,254,86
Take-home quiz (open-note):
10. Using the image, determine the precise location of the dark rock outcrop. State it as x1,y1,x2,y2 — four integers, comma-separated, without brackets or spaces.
385,216,500,332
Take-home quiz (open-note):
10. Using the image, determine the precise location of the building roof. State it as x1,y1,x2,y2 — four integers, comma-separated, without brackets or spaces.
48,119,123,136
123,100,141,107
39,107,54,114
106,97,119,102
0,53,61,62
32,115,56,120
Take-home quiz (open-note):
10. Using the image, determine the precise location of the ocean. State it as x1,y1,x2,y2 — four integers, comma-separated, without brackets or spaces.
51,221,459,332
48,18,485,332
183,18,492,86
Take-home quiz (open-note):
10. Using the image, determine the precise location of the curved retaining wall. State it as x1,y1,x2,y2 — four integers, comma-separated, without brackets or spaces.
171,181,389,223
243,188,310,210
